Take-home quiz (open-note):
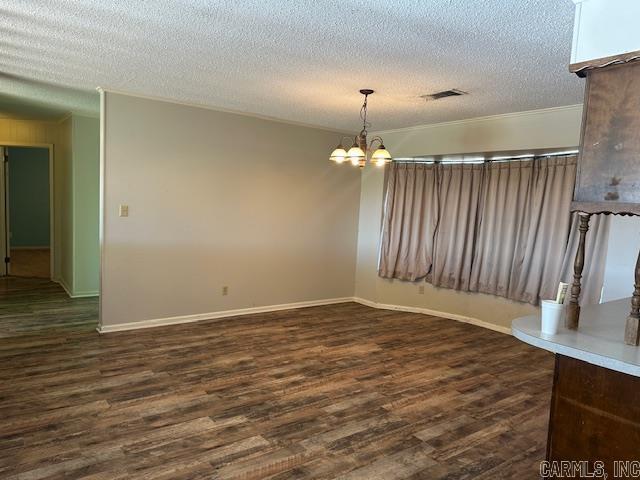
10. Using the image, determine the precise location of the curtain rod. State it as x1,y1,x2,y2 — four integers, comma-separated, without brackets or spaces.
392,149,579,164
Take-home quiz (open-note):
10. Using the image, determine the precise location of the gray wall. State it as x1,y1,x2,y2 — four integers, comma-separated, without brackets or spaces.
101,92,361,327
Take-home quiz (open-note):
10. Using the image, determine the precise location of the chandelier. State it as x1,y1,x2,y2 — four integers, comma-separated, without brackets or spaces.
329,89,393,168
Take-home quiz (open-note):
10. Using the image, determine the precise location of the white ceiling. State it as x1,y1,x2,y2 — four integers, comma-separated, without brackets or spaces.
1,0,583,130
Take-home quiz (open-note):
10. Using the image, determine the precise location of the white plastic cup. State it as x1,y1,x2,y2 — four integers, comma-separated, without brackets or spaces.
541,300,565,335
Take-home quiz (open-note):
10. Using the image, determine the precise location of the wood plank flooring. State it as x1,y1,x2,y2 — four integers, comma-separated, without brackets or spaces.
0,287,554,479
8,249,51,279
0,277,98,338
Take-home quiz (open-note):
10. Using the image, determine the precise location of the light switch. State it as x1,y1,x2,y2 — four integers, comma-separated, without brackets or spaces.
119,204,129,217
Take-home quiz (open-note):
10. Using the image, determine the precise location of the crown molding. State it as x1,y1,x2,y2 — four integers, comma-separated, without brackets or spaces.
372,104,584,136
95,86,356,136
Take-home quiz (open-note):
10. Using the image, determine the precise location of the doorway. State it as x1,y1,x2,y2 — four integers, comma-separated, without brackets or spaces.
0,145,53,279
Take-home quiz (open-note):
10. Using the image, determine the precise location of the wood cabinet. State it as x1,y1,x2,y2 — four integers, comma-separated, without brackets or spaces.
546,355,640,479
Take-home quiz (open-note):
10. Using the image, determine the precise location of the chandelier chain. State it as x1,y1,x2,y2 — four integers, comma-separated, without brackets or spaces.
360,94,371,135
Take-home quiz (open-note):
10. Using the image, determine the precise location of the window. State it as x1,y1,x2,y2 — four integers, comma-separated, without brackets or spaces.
379,154,609,305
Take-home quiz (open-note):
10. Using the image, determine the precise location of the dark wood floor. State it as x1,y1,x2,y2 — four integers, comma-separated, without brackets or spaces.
8,249,51,279
0,283,554,479
0,277,98,338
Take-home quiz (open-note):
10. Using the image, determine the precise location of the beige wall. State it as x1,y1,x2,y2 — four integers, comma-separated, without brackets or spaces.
0,103,592,332
0,118,58,145
378,105,583,158
100,92,361,327
355,105,585,330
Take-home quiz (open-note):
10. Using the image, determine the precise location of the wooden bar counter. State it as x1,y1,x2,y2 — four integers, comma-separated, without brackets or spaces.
512,299,640,479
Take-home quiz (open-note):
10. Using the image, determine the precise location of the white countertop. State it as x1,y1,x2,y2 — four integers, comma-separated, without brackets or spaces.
512,298,640,377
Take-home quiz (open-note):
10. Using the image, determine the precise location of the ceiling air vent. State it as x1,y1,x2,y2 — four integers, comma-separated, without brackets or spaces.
421,89,467,101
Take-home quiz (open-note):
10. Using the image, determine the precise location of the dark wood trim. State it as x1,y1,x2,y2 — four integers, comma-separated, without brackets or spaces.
566,214,591,330
572,75,591,204
625,249,640,346
570,49,640,77
570,201,640,216
545,355,560,466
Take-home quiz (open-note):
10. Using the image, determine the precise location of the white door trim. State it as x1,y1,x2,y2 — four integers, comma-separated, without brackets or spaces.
0,147,7,276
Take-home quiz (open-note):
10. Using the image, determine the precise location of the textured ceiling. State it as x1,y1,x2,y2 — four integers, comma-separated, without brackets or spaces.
1,0,583,130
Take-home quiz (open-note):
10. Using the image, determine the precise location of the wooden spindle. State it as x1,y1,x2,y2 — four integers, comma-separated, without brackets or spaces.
624,248,640,346
566,214,591,330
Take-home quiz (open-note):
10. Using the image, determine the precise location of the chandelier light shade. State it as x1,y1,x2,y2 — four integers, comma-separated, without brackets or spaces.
347,142,366,166
371,144,392,167
329,89,393,168
329,145,348,163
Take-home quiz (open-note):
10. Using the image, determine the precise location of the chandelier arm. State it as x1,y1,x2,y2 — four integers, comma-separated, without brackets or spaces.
369,136,385,149
336,135,355,146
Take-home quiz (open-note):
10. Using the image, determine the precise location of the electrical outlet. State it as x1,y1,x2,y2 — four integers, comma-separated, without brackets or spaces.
119,204,129,217
418,285,425,295
222,286,229,296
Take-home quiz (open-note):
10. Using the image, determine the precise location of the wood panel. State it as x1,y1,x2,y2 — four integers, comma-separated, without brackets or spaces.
0,279,554,479
547,355,640,479
574,61,640,207
570,49,640,78
571,201,640,216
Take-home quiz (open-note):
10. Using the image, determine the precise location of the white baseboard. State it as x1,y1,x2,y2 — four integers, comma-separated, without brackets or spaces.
71,290,99,298
55,278,99,299
96,295,510,335
352,297,512,335
97,297,354,333
55,278,72,297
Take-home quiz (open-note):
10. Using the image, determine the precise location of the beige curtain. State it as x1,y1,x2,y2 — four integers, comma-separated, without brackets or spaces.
430,163,484,290
379,155,607,305
559,213,611,305
379,163,438,280
470,156,577,303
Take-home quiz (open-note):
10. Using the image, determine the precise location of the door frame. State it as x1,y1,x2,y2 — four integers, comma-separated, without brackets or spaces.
0,142,55,280
0,147,7,276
